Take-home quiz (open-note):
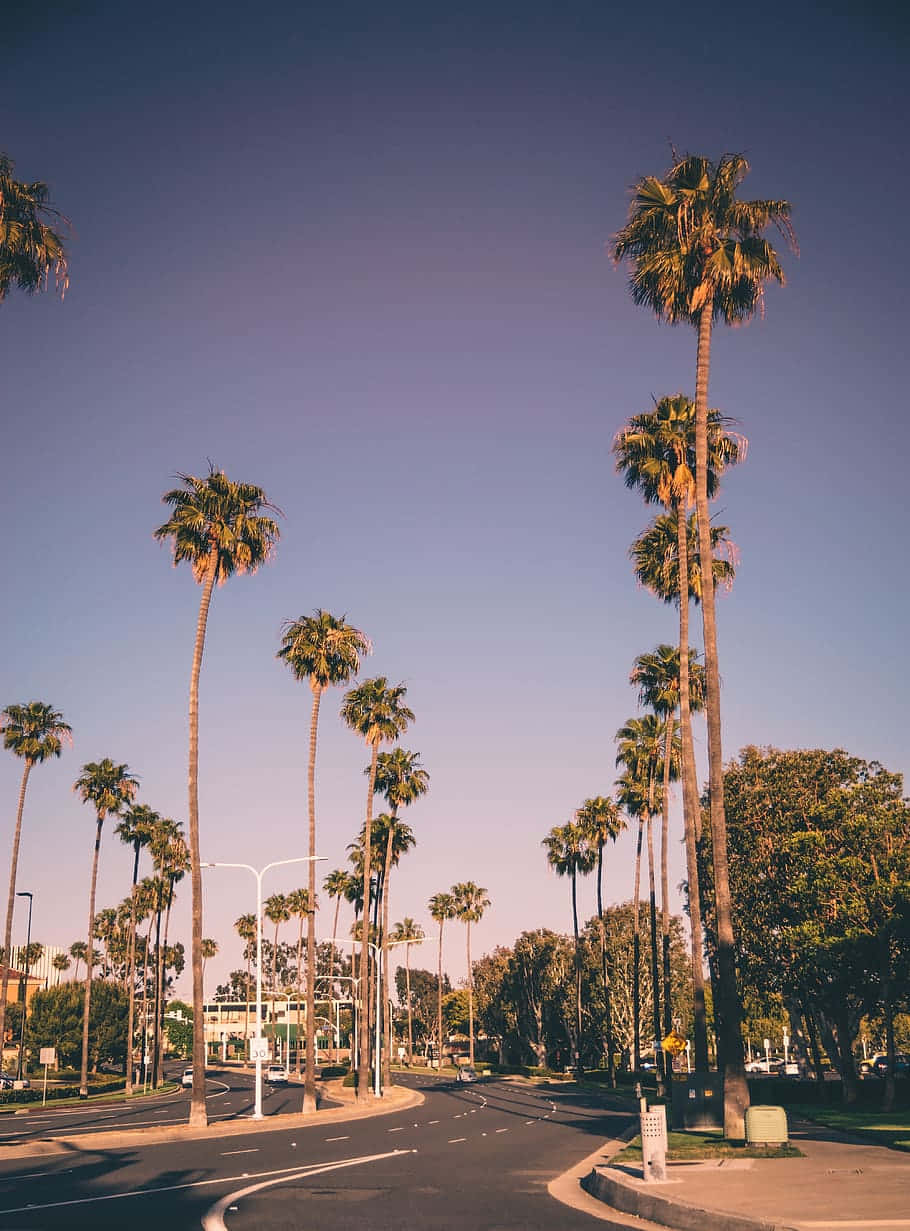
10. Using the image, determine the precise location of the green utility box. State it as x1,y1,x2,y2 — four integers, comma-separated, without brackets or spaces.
745,1104,789,1145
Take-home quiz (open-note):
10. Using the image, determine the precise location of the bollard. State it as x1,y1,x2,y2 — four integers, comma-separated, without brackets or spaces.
640,1102,668,1183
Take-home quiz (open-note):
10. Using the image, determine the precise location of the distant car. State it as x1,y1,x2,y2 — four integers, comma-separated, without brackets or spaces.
872,1054,909,1078
745,1059,770,1073
0,1074,15,1090
265,1064,288,1085
1,1074,32,1089
181,1067,193,1088
455,1065,477,1084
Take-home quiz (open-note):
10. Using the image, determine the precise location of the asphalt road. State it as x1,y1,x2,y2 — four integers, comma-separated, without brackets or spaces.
0,1066,326,1145
0,1075,633,1230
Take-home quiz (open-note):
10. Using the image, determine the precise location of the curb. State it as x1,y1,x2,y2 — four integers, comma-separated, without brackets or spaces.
582,1166,799,1231
0,1081,424,1161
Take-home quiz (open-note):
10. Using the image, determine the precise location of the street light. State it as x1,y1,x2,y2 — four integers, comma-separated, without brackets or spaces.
15,892,32,1081
203,857,325,1119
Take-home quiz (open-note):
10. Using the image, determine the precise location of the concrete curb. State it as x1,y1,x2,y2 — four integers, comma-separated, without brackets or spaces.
0,1081,424,1161
548,1118,656,1229
582,1166,799,1231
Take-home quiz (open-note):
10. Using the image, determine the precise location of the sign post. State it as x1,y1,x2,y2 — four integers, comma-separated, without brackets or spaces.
39,1047,56,1106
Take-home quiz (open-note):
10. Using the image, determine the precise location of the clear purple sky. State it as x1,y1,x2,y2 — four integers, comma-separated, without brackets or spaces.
4,1,908,996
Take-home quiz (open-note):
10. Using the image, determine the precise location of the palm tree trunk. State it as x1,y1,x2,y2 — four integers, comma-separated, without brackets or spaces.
694,300,748,1137
156,883,174,1085
660,716,673,1056
466,921,475,1067
381,825,395,1088
152,897,163,1088
358,744,378,1100
0,760,32,1068
437,920,445,1069
596,842,615,1085
632,816,643,1070
304,685,322,1112
124,841,141,1095
676,509,709,1071
187,550,217,1127
80,817,104,1096
646,814,664,1094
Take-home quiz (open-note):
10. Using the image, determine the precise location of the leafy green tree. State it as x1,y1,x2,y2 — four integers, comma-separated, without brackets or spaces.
163,999,193,1059
341,678,414,1099
452,882,490,1066
155,465,280,1126
0,703,71,1061
613,153,794,1137
428,892,457,1064
542,821,596,1073
28,980,127,1072
394,966,451,1054
0,153,68,301
442,988,471,1038
74,760,139,1096
277,610,369,1108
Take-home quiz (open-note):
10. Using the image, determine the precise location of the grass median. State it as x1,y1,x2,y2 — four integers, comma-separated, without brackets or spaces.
0,1080,178,1114
789,1104,910,1152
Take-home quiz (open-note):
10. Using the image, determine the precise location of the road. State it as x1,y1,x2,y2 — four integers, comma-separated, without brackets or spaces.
0,1075,632,1229
0,1066,328,1145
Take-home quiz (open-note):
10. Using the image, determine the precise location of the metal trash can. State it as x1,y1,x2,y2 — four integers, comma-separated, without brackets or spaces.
745,1104,788,1145
641,1102,668,1182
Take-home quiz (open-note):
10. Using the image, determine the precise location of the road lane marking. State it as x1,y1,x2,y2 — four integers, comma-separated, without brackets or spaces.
387,1126,405,1132
448,1138,466,1143
201,1150,412,1231
325,1135,349,1141
495,1128,508,1133
428,1119,439,1124
220,1149,259,1156
525,1119,536,1124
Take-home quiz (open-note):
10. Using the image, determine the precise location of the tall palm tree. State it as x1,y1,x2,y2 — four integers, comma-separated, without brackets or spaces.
615,717,665,1080
341,678,414,1099
52,952,70,983
373,747,428,1084
631,647,692,1052
149,821,188,1086
542,822,597,1073
73,759,139,1096
614,153,794,1137
94,907,118,978
428,892,457,1068
0,702,71,1054
0,152,69,301
451,882,490,1067
201,938,218,989
235,913,257,1064
69,941,87,982
155,465,280,1126
391,918,425,1065
284,887,311,1077
575,796,625,1082
115,802,158,1093
369,813,417,1084
277,610,370,1109
264,893,290,989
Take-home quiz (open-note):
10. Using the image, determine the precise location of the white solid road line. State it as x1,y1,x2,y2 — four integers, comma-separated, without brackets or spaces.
325,1135,349,1141
201,1150,412,1231
220,1149,259,1156
447,1138,466,1144
495,1128,508,1133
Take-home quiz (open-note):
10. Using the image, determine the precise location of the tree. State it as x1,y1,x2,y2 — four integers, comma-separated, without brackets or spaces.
73,759,139,1096
114,802,158,1093
52,953,71,983
277,610,369,1108
155,465,280,1125
28,981,127,1072
234,913,257,1062
429,892,457,1065
0,153,68,302
147,818,189,1086
575,796,625,1081
69,941,87,982
163,999,193,1059
452,882,490,1066
264,894,290,990
323,869,354,1023
391,918,425,1064
201,938,218,988
542,821,596,1075
0,703,71,1057
614,153,794,1138
341,678,414,1099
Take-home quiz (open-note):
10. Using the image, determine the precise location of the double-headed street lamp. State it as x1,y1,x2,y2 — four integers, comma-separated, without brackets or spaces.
203,857,325,1120
15,892,33,1081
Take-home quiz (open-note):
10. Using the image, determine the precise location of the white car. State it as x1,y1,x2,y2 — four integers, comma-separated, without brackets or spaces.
181,1067,193,1087
265,1064,288,1085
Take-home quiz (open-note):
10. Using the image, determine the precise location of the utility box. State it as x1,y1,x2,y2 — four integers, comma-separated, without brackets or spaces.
745,1105,788,1145
641,1102,668,1182
671,1074,723,1131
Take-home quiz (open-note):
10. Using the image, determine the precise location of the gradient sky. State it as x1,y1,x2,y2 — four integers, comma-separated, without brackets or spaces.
4,0,908,997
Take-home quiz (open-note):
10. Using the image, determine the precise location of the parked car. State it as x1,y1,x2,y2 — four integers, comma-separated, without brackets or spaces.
872,1053,909,1078
745,1058,771,1073
455,1065,477,1084
181,1067,193,1088
1,1073,31,1089
265,1064,288,1085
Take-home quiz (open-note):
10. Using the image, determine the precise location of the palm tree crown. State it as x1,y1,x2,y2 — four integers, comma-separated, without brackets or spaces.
0,153,69,300
74,760,140,821
277,610,370,690
2,703,72,764
631,645,705,718
631,512,736,604
341,679,415,750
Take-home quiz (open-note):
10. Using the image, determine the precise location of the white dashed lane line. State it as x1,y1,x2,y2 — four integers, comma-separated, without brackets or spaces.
220,1149,259,1157
387,1127,405,1133
448,1138,466,1144
495,1128,508,1133
325,1136,349,1142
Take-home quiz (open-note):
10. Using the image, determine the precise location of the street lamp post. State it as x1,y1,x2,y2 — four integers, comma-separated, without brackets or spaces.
203,857,324,1120
15,892,33,1081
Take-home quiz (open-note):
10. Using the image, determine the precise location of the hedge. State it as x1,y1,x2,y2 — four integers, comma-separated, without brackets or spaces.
0,1075,125,1105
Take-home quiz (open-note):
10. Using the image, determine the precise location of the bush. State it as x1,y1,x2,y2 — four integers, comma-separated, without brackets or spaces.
318,1064,350,1080
342,1071,357,1087
1,1075,125,1104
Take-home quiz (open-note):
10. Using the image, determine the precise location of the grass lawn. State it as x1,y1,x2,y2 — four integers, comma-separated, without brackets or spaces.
0,1080,178,1113
615,1128,801,1162
789,1104,910,1152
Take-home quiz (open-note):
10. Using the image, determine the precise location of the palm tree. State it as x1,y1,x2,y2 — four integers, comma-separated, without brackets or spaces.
114,803,158,1093
613,153,794,1137
0,152,69,302
451,882,490,1067
201,938,218,989
373,747,428,1084
391,918,425,1065
235,913,257,1063
575,796,625,1082
69,941,87,982
94,908,118,978
542,822,596,1073
284,888,311,1077
428,892,456,1068
615,717,665,1080
0,702,71,1055
278,610,370,1109
73,759,139,1096
323,869,353,1009
264,893,290,989
148,819,188,1086
341,678,414,1099
52,952,70,983
155,465,280,1126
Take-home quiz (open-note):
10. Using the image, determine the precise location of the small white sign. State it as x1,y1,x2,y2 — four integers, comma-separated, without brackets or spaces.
250,1037,269,1061
40,1047,56,1066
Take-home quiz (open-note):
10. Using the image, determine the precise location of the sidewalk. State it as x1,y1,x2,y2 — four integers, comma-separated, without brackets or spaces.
582,1118,910,1231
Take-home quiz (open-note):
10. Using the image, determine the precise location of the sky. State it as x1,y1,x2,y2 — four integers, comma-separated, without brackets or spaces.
3,0,908,998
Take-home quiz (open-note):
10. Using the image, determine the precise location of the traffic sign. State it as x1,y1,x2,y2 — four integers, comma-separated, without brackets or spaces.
250,1037,269,1061
40,1047,56,1066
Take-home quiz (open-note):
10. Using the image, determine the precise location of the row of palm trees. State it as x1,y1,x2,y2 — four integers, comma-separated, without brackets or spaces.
428,883,490,1066
611,151,795,1137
